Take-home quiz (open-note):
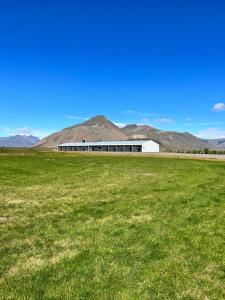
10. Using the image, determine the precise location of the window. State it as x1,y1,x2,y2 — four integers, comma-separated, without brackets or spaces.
132,145,142,152
117,146,124,152
108,146,116,151
125,145,132,152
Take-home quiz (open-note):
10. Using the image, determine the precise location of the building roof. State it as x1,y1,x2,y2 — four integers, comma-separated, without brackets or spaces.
58,140,157,147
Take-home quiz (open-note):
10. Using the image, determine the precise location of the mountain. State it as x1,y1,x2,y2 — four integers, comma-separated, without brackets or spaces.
206,139,225,150
121,124,159,140
0,135,40,147
121,124,209,151
35,115,224,151
35,115,128,148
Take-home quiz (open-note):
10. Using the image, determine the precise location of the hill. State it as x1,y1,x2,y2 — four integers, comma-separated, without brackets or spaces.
35,115,223,151
35,115,128,148
0,135,40,147
206,138,225,149
121,124,209,151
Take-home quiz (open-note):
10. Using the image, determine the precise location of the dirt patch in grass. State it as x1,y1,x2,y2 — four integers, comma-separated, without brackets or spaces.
141,173,154,176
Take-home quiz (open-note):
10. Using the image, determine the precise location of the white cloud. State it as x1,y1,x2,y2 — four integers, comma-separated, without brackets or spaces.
212,102,225,112
141,117,150,123
113,120,155,128
0,126,54,139
154,118,172,124
113,122,127,128
185,117,192,121
65,115,88,120
122,110,158,117
196,127,225,139
122,110,173,125
184,122,224,126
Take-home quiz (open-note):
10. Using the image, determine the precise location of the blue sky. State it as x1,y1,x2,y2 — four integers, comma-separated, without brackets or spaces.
0,0,225,139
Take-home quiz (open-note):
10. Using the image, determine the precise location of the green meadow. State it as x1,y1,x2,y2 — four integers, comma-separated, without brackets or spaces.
0,150,225,299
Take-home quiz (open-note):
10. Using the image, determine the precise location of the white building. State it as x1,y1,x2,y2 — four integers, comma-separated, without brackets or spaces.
57,140,159,153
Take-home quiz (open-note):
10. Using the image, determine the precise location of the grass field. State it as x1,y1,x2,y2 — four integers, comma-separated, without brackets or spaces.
0,150,225,299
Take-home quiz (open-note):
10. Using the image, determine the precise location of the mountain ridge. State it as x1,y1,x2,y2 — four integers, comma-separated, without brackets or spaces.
205,138,225,149
0,135,40,147
35,115,128,148
34,115,224,151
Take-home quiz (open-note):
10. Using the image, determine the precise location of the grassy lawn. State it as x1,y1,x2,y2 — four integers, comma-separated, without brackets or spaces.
0,150,225,299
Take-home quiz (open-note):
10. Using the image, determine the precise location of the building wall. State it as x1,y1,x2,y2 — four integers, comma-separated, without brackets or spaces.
142,141,160,153
58,141,160,153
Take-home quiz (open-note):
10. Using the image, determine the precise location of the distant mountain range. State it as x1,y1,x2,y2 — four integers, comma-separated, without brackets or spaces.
34,115,225,151
0,135,40,147
206,139,225,150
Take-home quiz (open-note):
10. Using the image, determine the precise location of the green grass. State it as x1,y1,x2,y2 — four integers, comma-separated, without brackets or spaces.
0,150,225,299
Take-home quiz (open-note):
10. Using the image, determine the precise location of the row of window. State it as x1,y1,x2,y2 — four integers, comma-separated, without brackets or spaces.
58,145,142,152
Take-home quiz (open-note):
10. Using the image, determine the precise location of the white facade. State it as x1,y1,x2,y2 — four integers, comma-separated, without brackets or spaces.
141,140,159,153
58,140,159,153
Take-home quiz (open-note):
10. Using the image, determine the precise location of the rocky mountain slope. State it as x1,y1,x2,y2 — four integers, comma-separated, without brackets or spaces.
35,115,128,148
0,135,40,147
121,124,209,151
34,115,221,151
206,139,225,150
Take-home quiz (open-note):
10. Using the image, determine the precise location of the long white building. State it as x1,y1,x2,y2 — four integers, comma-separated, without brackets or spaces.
57,140,159,153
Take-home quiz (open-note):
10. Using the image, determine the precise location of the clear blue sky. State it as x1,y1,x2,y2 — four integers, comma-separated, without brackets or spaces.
0,0,225,139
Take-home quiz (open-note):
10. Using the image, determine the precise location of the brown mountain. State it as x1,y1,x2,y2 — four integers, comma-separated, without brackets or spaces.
35,115,128,148
35,115,215,151
121,124,159,140
121,124,209,151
